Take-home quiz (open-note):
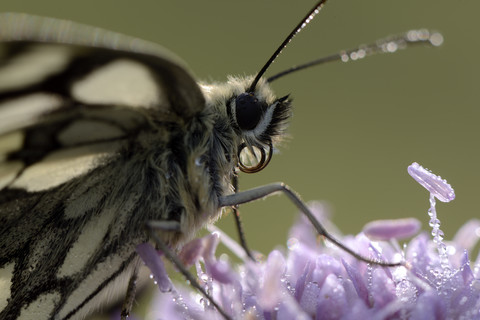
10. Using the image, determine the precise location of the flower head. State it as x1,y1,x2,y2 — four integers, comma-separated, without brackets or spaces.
135,164,480,320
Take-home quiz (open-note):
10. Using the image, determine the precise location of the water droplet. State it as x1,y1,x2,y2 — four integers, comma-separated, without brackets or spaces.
287,237,299,250
386,42,398,52
357,49,366,59
430,32,444,46
340,51,349,62
471,279,480,290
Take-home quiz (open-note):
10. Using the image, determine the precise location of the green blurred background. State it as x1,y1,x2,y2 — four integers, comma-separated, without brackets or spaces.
1,0,478,252
1,0,479,313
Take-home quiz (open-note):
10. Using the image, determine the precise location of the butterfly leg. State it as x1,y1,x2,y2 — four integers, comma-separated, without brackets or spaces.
219,182,402,267
120,263,139,320
145,221,232,320
230,174,255,260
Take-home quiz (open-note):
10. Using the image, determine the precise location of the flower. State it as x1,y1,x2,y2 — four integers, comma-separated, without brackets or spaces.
134,164,480,320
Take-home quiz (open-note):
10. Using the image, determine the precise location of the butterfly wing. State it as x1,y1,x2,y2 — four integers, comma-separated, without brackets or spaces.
0,13,205,118
0,13,206,319
0,12,206,190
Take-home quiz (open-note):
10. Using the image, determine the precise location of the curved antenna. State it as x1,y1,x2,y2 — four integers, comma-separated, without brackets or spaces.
267,29,444,83
247,0,328,93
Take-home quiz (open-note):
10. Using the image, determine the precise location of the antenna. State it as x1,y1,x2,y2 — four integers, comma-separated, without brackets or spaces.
267,29,444,82
247,0,328,93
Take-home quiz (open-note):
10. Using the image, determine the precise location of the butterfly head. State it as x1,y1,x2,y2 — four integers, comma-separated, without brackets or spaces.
229,76,291,173
203,1,328,174
201,76,291,173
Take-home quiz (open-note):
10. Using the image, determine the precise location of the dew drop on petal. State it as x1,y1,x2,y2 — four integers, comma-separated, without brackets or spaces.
471,279,480,290
200,273,209,282
446,245,456,256
287,237,299,250
407,162,455,202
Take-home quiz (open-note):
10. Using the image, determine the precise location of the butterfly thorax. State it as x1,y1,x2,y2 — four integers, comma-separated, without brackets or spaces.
150,76,292,247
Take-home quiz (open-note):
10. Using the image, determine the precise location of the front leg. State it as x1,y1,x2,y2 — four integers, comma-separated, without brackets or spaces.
219,182,402,267
230,174,255,261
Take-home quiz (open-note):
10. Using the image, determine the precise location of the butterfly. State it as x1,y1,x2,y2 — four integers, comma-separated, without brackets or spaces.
0,1,442,319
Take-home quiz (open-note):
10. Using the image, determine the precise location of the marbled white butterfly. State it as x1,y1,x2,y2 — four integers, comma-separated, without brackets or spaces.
0,0,442,319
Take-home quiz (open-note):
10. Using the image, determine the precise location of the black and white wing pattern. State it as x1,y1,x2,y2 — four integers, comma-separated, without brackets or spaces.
0,13,212,320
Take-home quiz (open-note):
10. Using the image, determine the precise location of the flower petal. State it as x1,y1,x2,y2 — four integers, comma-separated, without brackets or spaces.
136,243,172,292
452,219,480,252
342,259,369,306
178,237,206,266
363,218,421,240
316,274,348,320
410,291,446,320
258,250,286,310
408,162,455,202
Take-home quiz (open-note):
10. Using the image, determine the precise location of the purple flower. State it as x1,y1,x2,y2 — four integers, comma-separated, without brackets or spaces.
137,164,480,319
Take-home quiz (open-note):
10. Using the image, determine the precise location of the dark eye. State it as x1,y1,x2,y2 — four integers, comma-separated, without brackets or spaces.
235,92,264,130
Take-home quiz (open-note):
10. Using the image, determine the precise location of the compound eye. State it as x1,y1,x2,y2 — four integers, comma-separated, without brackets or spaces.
235,93,264,130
